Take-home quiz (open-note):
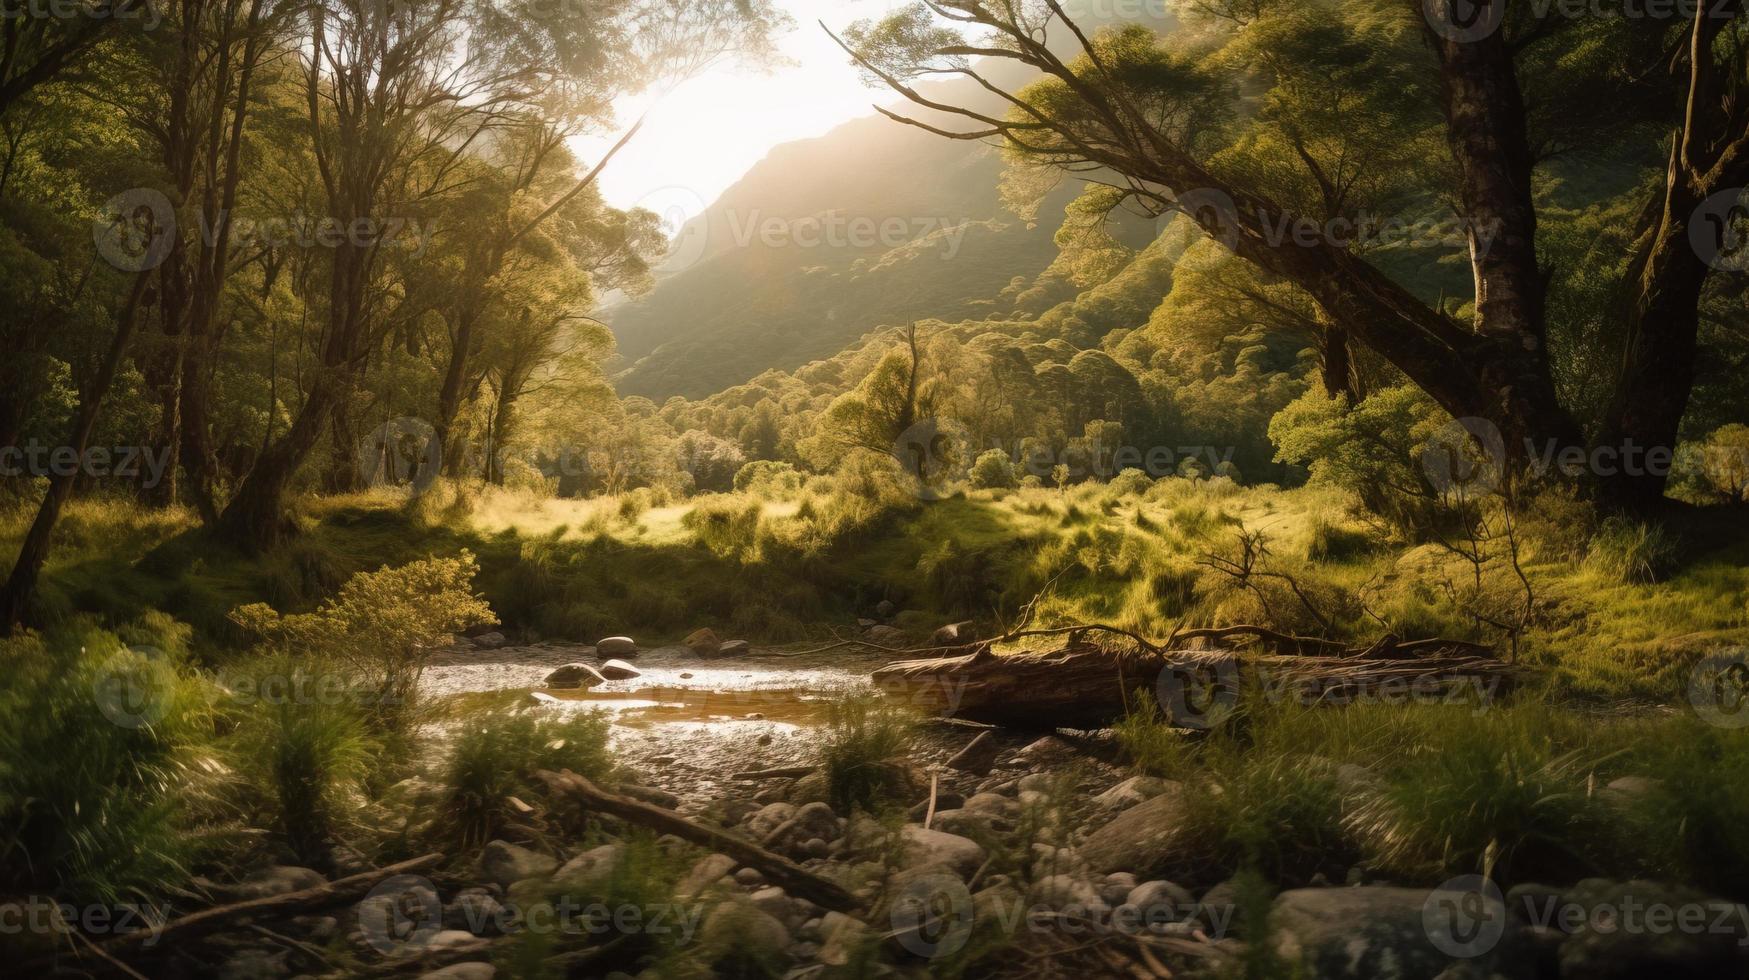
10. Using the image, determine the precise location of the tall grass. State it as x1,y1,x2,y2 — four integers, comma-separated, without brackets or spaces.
442,705,614,848
820,694,916,813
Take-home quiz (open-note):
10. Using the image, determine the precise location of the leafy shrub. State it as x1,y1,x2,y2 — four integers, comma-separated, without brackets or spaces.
733,459,803,495
968,449,1017,489
229,552,495,739
1303,516,1374,563
1106,467,1153,497
1269,385,1450,536
682,496,763,561
0,620,211,906
443,706,614,847
820,694,915,813
1584,516,1678,584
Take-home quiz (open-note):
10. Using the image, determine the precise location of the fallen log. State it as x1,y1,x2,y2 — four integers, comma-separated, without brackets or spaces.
870,641,1523,729
534,768,862,915
27,852,444,971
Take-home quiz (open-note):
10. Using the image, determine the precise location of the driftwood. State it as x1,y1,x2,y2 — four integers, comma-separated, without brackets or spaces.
534,769,862,915
28,852,444,972
870,638,1522,729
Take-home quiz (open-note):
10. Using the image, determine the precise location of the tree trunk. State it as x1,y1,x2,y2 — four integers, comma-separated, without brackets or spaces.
1319,323,1354,403
0,273,151,633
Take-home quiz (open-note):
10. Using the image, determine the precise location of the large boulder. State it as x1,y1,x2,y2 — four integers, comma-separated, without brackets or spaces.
764,801,840,849
597,659,640,680
899,826,986,878
1074,785,1189,876
930,621,980,647
542,663,604,689
697,899,792,974
595,636,639,658
1555,879,1749,979
716,639,751,657
470,631,507,650
685,628,721,656
480,840,557,889
747,802,797,838
1271,886,1491,979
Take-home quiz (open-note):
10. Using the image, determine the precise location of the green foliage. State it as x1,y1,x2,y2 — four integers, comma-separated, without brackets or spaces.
682,496,764,562
0,620,211,906
733,459,802,495
443,706,614,848
820,694,915,814
1269,385,1449,535
968,449,1017,490
1584,516,1678,584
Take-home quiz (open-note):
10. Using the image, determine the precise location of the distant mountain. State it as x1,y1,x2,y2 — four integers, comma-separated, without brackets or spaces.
604,5,1177,401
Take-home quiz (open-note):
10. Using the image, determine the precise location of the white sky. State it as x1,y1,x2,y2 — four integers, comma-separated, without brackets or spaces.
574,0,909,228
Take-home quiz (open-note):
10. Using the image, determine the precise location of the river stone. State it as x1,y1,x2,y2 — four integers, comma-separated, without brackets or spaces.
543,663,604,689
444,887,506,935
788,771,830,804
864,625,905,645
1006,735,1079,769
480,840,557,889
698,899,793,972
747,802,797,838
596,636,639,657
677,853,738,900
418,964,496,980
930,620,978,647
963,792,1017,817
946,731,1002,775
716,639,751,657
598,658,640,680
470,631,507,650
554,843,622,888
1127,880,1197,925
1100,872,1138,906
908,792,965,821
1094,775,1175,812
1556,879,1748,979
1074,784,1189,876
1271,886,1486,979
685,628,721,656
1029,874,1107,913
899,826,986,878
817,910,873,967
425,930,487,951
765,801,840,848
930,808,999,838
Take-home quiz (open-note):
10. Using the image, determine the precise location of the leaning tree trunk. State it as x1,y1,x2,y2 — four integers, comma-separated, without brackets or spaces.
0,272,151,632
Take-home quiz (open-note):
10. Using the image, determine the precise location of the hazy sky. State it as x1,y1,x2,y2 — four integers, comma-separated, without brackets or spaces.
575,0,908,229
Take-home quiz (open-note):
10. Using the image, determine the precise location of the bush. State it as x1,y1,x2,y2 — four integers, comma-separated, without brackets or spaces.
443,706,614,847
1106,467,1153,497
968,449,1017,490
733,459,803,496
682,496,763,561
0,620,211,906
820,694,915,813
229,552,495,739
1585,516,1678,584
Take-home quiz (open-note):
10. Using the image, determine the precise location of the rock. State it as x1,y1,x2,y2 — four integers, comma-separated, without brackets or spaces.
817,910,873,967
875,600,896,618
734,867,766,887
417,965,496,980
802,838,830,859
542,663,605,689
679,671,694,679
698,899,792,971
1029,874,1107,913
444,888,506,935
788,771,830,804
1598,775,1660,810
1100,873,1138,907
716,639,751,657
1196,880,1244,934
1556,879,1748,979
1074,785,1188,876
1030,843,1087,877
677,853,738,900
930,620,979,647
931,808,1000,838
765,801,840,849
1127,880,1197,926
899,826,987,878
525,690,560,705
596,636,639,658
480,840,557,889
554,843,623,888
222,865,326,901
1272,886,1484,979
597,658,640,680
1005,735,1080,769
749,885,793,923
864,625,905,646
1094,775,1174,812
747,802,797,838
425,929,487,951
470,631,507,650
908,792,964,821
685,628,721,656
946,731,1003,776
857,618,878,629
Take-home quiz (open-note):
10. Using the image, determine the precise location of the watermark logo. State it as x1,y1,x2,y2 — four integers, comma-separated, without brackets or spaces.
893,417,971,501
1688,650,1749,729
1154,655,1240,730
357,874,443,956
357,416,443,494
632,185,710,273
1422,0,1507,43
93,188,175,272
1423,875,1507,958
1422,416,1505,496
1171,187,1241,252
889,872,973,959
1692,187,1749,273
93,645,175,729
